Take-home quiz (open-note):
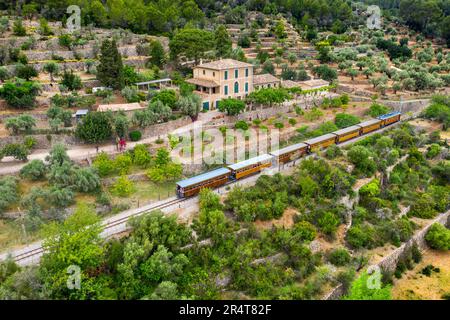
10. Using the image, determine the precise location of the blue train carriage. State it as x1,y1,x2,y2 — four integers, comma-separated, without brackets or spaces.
176,167,231,198
227,154,274,180
269,143,308,164
378,111,401,127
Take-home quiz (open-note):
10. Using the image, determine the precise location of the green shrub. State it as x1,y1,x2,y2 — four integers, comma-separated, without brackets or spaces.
0,176,19,213
20,159,47,180
325,144,343,159
367,103,390,117
425,223,450,250
334,113,360,129
252,119,262,126
234,120,249,131
408,193,437,219
328,248,351,266
132,144,151,167
426,144,441,159
92,152,115,177
420,264,440,276
411,243,422,264
114,153,133,175
318,211,339,235
111,175,135,197
293,221,317,242
129,130,142,141
274,121,284,129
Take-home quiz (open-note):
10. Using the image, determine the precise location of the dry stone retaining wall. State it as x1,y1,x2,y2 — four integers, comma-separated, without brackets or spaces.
323,210,450,300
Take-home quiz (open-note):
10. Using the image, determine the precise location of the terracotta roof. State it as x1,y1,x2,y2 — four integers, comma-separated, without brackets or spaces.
298,79,329,89
197,59,253,70
281,80,300,88
97,103,144,112
186,78,219,87
253,73,280,85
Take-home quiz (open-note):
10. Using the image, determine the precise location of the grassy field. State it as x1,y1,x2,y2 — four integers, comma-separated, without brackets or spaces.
392,249,450,300
110,180,176,208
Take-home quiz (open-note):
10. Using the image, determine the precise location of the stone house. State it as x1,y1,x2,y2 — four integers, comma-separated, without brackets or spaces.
186,59,255,111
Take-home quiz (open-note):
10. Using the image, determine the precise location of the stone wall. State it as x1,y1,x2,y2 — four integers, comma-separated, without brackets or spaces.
207,92,337,126
140,116,192,138
4,57,146,74
377,211,450,273
23,45,138,62
0,133,78,149
0,116,192,150
346,94,430,115
323,210,450,300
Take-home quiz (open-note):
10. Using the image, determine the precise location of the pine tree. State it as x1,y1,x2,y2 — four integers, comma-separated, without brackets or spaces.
97,39,124,90
215,25,232,58
149,40,166,68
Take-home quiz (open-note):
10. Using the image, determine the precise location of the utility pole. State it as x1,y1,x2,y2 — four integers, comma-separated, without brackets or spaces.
399,95,403,115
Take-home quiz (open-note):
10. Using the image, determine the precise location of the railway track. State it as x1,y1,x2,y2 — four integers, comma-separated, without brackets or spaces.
10,197,189,264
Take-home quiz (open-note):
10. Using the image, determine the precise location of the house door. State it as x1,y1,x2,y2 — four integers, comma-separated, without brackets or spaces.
203,101,209,111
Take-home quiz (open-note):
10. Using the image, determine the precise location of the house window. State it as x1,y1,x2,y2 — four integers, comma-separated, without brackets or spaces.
224,85,228,95
245,68,248,77
224,71,228,80
213,72,215,77
234,82,239,93
203,70,205,75
235,69,238,78
245,82,248,92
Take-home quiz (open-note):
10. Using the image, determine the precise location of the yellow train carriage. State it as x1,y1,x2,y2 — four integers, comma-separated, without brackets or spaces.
227,154,273,180
269,143,308,164
332,125,361,143
304,133,337,152
357,119,382,134
378,112,401,127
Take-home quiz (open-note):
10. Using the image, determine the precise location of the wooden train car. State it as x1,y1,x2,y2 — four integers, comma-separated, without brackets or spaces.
176,167,231,198
378,112,401,127
269,143,308,164
332,125,361,143
227,154,273,180
304,133,337,151
356,119,382,134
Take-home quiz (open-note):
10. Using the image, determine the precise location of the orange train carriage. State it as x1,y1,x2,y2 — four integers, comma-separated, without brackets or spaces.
176,167,231,198
356,119,382,134
304,133,337,151
332,125,361,143
270,143,308,164
227,154,273,180
378,112,401,127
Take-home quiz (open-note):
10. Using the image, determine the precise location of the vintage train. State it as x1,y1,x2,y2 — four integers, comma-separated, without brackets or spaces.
176,112,401,198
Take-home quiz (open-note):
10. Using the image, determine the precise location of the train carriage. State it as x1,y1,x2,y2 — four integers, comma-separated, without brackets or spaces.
227,154,273,180
332,125,361,143
304,133,337,151
378,112,401,127
270,143,308,164
176,167,231,198
356,119,382,134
